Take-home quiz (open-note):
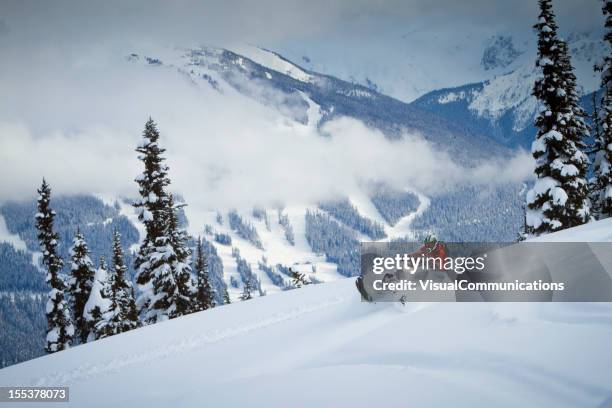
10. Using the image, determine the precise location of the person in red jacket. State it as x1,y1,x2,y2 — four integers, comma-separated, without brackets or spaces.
412,235,448,271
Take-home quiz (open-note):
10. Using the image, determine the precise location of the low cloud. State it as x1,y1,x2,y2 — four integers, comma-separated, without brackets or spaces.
0,44,533,217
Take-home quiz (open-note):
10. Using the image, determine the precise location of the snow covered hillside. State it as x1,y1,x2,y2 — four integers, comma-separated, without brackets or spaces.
1,219,612,407
100,195,429,302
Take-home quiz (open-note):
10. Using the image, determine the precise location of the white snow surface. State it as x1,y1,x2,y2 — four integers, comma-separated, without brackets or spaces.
83,266,111,322
2,220,612,407
0,214,27,251
529,217,612,242
232,46,314,83
195,206,344,302
469,62,540,130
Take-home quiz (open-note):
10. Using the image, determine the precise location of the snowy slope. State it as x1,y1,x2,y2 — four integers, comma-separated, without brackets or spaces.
186,197,427,301
0,215,27,252
197,206,344,301
231,46,314,83
529,217,612,242
2,219,612,407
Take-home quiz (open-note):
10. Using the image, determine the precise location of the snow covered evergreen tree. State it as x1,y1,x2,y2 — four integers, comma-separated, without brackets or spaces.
134,119,172,323
35,179,74,353
106,230,139,335
194,236,215,311
557,39,591,217
68,230,95,343
84,257,112,341
134,119,195,323
239,280,253,301
165,194,196,314
525,0,590,236
290,268,310,288
593,0,612,218
222,287,231,305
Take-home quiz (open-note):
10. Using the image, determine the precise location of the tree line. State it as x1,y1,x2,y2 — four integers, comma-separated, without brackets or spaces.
36,119,218,353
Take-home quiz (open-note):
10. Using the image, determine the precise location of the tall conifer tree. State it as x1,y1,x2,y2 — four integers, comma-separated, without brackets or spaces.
134,119,172,323
35,179,74,352
106,230,139,335
134,119,195,322
194,236,215,311
526,0,590,235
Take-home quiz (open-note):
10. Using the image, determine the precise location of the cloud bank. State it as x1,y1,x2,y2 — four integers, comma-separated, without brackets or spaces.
0,113,533,211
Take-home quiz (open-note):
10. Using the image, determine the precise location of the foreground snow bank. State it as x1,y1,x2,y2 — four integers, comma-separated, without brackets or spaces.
2,221,612,407
2,280,612,407
529,217,612,242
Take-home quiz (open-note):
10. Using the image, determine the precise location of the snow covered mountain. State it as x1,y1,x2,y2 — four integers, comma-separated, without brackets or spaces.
125,44,506,159
410,31,607,148
2,219,612,407
127,31,605,153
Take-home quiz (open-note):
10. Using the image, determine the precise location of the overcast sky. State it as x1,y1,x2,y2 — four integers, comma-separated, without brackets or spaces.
0,0,604,51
